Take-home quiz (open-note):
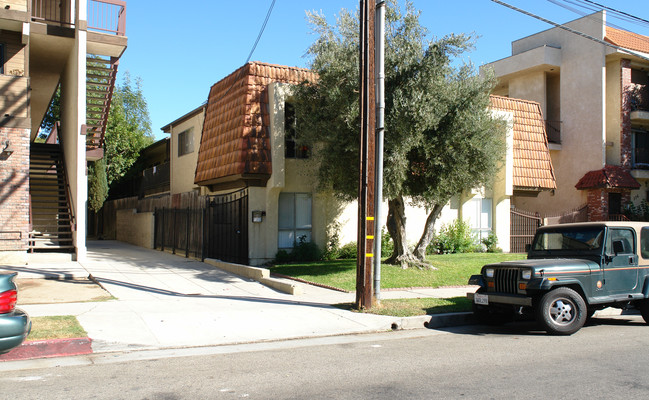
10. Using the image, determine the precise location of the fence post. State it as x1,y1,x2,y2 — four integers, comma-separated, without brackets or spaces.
172,208,177,255
161,207,165,252
186,207,190,258
202,206,207,261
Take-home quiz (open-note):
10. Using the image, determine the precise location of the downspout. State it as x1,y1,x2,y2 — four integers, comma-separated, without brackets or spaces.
373,0,385,302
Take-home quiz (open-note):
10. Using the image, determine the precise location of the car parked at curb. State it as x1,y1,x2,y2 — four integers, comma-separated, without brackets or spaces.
0,272,31,354
468,221,649,335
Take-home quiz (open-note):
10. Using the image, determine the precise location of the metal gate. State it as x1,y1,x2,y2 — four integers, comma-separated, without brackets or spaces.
204,188,248,265
510,207,542,253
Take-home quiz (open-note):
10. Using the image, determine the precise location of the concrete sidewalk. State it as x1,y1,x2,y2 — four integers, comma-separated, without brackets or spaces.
5,241,474,355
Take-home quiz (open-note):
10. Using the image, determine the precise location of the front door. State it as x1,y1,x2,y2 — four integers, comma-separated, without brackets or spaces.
603,228,639,295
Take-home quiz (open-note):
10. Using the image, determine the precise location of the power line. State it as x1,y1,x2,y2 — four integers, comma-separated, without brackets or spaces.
581,0,649,26
490,0,649,63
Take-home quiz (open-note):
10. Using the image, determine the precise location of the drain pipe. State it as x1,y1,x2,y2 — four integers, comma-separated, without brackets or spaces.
373,0,385,303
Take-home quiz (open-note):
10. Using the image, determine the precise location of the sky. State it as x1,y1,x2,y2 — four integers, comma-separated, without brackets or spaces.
116,0,649,140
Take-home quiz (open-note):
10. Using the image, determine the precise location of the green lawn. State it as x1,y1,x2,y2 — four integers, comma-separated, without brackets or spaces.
270,252,523,292
335,297,473,317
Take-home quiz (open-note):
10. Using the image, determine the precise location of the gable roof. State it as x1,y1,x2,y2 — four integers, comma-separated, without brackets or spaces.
194,62,316,187
575,165,640,190
605,26,649,54
489,95,556,191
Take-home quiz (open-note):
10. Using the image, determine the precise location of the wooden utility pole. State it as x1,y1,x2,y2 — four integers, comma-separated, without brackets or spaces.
356,0,376,310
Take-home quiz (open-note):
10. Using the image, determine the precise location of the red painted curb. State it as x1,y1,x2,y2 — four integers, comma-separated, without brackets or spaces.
0,337,92,361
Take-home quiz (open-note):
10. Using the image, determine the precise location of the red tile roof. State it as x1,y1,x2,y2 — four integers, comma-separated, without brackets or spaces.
195,62,316,187
489,95,556,191
575,165,640,190
605,26,649,54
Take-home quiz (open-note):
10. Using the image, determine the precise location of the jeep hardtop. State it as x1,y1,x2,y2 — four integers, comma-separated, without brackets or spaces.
467,221,649,334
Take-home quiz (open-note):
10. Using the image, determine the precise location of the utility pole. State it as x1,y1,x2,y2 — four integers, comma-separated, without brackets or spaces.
374,0,385,303
356,0,376,310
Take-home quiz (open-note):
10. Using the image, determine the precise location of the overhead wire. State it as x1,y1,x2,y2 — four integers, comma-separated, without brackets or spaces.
490,0,649,63
547,0,649,50
205,0,277,107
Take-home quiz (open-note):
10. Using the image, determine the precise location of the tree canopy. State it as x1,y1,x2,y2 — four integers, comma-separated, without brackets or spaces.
104,73,154,187
293,0,506,267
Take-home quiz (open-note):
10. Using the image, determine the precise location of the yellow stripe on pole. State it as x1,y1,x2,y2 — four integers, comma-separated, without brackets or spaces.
367,235,374,239
367,216,374,221
366,253,374,258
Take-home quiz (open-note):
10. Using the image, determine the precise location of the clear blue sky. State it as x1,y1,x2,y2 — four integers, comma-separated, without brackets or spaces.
116,0,649,139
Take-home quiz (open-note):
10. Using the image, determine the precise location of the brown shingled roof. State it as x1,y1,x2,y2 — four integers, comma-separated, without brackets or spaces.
195,62,317,187
605,26,649,54
575,165,640,190
489,95,556,191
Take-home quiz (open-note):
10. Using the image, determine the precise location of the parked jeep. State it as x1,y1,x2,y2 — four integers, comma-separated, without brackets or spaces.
467,221,649,335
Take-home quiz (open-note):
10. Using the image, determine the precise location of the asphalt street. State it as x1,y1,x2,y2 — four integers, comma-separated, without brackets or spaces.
1,314,648,400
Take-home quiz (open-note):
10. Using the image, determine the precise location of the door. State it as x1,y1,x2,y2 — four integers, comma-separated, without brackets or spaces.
603,228,639,294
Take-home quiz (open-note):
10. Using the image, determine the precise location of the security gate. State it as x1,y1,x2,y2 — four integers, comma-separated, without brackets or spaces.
510,207,542,253
204,188,248,265
154,189,248,264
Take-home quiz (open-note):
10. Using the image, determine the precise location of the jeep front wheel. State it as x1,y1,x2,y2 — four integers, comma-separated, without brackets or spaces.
536,287,586,335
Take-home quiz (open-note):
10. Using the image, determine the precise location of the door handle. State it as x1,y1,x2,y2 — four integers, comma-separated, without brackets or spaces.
629,256,635,264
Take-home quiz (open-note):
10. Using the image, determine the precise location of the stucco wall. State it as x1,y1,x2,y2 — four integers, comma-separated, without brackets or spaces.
169,110,203,195
116,209,154,249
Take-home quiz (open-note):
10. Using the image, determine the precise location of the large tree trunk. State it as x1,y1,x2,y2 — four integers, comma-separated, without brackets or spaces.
413,203,445,260
385,195,432,269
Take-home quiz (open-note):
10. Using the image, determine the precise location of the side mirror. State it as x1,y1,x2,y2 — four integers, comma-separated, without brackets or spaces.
525,243,531,253
613,240,625,255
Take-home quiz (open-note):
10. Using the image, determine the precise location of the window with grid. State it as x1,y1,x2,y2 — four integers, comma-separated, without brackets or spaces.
177,128,194,157
278,192,312,249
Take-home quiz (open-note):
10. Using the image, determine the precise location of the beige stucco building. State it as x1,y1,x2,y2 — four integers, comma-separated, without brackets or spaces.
483,11,649,221
159,62,555,263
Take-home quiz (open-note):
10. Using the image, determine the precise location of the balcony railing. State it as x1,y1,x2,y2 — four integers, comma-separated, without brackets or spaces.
545,120,561,144
627,84,649,112
88,0,126,36
31,0,125,36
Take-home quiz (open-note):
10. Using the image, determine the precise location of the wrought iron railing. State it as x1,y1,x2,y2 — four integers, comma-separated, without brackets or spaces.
31,1,126,36
545,120,561,144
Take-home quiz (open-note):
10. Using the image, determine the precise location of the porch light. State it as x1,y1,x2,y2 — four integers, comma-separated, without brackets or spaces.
252,210,266,223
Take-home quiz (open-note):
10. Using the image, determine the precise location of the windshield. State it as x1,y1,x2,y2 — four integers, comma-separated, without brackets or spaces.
532,227,605,251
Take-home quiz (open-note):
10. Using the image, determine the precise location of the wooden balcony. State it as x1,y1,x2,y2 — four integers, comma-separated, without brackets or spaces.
30,0,125,36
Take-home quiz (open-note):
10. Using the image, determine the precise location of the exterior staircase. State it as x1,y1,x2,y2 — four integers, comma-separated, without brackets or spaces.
86,55,119,151
29,143,74,252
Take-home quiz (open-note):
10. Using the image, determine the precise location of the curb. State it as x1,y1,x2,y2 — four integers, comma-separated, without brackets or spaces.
393,312,474,331
0,338,92,362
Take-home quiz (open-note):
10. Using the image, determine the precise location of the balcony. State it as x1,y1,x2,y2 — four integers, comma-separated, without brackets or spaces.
627,84,649,124
31,0,125,36
545,120,561,144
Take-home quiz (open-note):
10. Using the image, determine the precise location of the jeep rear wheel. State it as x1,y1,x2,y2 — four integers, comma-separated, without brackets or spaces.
536,287,586,335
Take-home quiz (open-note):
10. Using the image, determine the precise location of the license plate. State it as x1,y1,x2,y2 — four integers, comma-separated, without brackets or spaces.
474,293,488,305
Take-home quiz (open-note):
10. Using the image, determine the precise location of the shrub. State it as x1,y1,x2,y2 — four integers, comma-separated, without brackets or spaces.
481,232,502,253
381,228,394,256
274,236,322,264
338,241,358,259
433,219,478,254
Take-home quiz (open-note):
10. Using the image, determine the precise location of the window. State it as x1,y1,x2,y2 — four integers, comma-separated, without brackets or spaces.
641,227,649,259
0,44,4,74
177,128,194,157
606,228,635,255
278,193,312,249
466,198,492,242
633,128,649,167
284,102,309,159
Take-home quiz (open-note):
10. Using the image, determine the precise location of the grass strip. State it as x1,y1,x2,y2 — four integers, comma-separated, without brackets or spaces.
28,316,87,341
334,296,473,317
270,253,523,292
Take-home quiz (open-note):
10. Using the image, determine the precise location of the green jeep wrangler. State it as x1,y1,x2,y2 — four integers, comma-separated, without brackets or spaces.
467,221,649,335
